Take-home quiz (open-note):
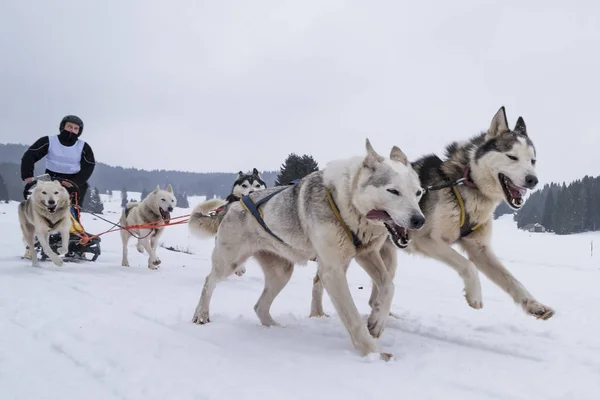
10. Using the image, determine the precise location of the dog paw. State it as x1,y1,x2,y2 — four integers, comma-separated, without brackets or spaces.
148,263,159,270
234,266,246,277
152,258,161,266
367,313,387,339
57,246,68,255
309,311,330,318
465,292,483,309
136,244,144,253
192,311,210,324
52,258,64,267
464,280,483,309
122,261,129,267
522,299,555,320
380,352,394,362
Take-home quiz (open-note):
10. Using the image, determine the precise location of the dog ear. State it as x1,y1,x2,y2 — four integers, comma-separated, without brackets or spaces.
154,184,160,193
237,171,244,178
514,117,527,137
364,138,384,170
390,146,408,165
166,184,173,193
252,168,261,177
487,106,510,138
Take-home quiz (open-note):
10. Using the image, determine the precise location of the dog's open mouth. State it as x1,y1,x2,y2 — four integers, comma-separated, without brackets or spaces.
159,207,171,221
499,173,527,209
46,205,57,213
366,210,411,249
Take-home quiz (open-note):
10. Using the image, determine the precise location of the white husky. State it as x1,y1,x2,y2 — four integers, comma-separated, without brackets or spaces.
120,184,177,269
188,139,425,359
18,180,72,267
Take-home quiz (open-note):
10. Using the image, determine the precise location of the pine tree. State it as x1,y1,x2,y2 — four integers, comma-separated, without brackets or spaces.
121,187,128,208
494,202,513,220
275,153,319,186
86,187,105,213
0,173,9,202
175,191,189,208
541,189,555,232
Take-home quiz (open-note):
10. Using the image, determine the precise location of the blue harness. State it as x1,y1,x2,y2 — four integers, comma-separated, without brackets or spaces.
239,186,290,244
239,179,362,249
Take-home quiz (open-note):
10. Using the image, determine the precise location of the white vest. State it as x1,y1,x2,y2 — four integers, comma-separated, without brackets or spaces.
45,135,85,174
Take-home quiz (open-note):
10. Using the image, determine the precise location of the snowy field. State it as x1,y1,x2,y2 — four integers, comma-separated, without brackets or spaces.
1,192,599,400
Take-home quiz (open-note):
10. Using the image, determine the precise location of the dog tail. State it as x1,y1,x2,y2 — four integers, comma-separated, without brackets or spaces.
188,198,229,238
120,202,139,224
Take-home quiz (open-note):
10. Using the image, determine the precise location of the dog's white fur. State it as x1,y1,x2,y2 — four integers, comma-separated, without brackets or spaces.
18,180,72,267
120,184,176,270
189,139,424,359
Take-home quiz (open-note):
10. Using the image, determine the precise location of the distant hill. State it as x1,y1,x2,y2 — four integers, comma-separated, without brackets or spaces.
0,143,278,201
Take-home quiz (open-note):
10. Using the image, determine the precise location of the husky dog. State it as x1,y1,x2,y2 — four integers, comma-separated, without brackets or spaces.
190,168,267,277
311,106,555,321
120,184,177,270
188,139,425,359
225,168,267,203
18,180,72,267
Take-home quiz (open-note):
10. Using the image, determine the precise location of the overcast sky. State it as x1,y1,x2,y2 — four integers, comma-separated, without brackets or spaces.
1,0,598,185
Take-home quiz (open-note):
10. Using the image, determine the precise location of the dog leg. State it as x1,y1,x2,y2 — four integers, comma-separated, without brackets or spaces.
319,261,390,359
150,231,162,266
414,237,483,309
192,247,245,324
461,239,555,320
309,273,329,318
121,230,131,267
37,231,63,267
140,235,159,270
253,252,294,327
368,239,400,319
57,224,70,256
136,240,144,254
355,250,394,339
24,229,39,267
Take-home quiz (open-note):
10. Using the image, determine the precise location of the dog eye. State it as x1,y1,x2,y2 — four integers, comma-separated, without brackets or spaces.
54,192,59,195
531,159,536,166
506,155,518,161
387,189,400,196
242,183,248,188
416,190,422,197
42,191,47,195
161,198,165,201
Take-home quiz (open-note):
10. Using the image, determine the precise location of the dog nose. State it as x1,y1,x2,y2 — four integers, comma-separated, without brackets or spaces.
525,174,538,188
410,214,425,230
47,199,56,205
168,206,173,212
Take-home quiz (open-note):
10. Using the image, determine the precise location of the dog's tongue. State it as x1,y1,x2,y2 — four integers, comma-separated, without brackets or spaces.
366,210,392,222
508,184,527,198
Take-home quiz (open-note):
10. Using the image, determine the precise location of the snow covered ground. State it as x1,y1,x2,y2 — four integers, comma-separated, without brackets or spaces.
1,193,599,400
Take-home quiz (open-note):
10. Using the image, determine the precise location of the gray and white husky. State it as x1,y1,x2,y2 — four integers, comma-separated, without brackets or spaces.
18,180,72,267
188,139,425,359
311,106,555,321
120,184,177,270
226,168,267,203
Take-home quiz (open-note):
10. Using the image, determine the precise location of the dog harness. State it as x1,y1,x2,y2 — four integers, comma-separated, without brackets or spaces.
419,156,482,238
42,216,64,230
240,181,362,249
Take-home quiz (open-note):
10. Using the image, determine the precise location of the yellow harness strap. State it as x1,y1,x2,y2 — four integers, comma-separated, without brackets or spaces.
452,186,482,237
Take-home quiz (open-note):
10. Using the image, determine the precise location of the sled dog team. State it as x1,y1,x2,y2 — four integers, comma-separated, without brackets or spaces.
20,106,555,360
